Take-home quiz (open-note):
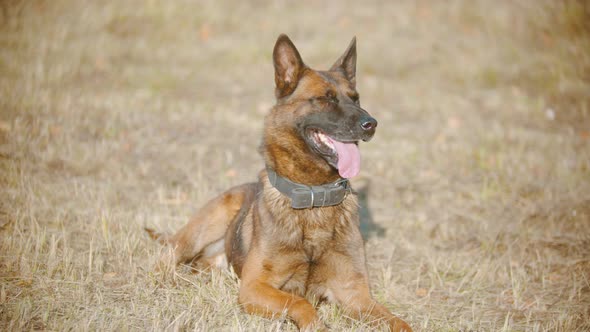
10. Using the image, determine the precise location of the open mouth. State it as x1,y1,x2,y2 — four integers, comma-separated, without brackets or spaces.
306,128,361,179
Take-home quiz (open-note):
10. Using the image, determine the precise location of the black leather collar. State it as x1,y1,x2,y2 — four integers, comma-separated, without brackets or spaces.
266,168,351,209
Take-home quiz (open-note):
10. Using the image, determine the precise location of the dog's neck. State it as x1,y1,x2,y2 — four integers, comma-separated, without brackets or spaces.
266,167,351,209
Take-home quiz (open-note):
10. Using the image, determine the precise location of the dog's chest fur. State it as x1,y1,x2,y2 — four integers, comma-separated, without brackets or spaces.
255,172,360,296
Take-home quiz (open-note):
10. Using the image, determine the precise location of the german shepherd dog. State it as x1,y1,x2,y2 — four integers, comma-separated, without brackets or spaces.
146,34,412,332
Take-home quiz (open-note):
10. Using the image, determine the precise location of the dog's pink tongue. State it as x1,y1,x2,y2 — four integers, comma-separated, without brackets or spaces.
331,139,361,178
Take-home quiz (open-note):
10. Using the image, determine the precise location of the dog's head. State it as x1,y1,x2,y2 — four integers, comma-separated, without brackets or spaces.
262,34,377,185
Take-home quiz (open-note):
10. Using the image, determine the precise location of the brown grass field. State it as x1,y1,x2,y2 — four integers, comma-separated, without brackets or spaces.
1,0,589,331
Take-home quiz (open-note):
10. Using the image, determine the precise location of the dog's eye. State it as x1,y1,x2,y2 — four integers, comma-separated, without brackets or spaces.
325,91,338,104
349,93,360,104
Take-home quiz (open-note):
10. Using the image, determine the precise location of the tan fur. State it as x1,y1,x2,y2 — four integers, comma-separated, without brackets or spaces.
146,35,412,332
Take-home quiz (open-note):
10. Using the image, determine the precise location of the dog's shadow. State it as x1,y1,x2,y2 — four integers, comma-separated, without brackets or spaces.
352,177,386,239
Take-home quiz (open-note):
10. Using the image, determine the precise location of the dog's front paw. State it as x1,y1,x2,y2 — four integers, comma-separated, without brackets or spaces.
390,318,413,332
301,320,329,332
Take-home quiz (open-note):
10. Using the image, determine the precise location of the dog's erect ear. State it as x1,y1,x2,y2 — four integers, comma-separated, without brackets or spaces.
330,37,357,87
273,34,305,99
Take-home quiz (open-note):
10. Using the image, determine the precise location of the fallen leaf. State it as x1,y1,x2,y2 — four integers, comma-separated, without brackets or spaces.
0,121,10,133
416,288,428,297
447,116,462,129
103,272,118,280
200,23,211,42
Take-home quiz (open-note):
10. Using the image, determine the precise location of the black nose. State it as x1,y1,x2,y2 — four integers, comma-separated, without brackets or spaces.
360,116,377,131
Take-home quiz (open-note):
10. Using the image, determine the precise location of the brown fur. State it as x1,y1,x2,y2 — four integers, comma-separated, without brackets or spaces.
146,34,412,332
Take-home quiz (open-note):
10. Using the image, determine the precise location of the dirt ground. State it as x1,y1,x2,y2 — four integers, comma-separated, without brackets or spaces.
1,0,589,331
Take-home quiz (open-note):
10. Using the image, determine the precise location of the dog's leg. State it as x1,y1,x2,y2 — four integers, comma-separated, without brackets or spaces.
239,281,325,331
326,274,412,332
333,287,412,332
147,184,255,271
318,250,412,332
238,252,326,330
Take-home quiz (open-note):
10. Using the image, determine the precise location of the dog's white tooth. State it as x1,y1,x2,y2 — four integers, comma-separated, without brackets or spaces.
312,131,335,152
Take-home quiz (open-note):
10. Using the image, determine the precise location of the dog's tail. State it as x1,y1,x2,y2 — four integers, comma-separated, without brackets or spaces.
144,227,171,245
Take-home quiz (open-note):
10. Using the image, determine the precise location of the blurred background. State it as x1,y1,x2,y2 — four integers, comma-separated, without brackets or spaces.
1,1,589,331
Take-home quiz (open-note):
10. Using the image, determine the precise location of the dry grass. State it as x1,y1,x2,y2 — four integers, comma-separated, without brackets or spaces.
1,0,589,331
